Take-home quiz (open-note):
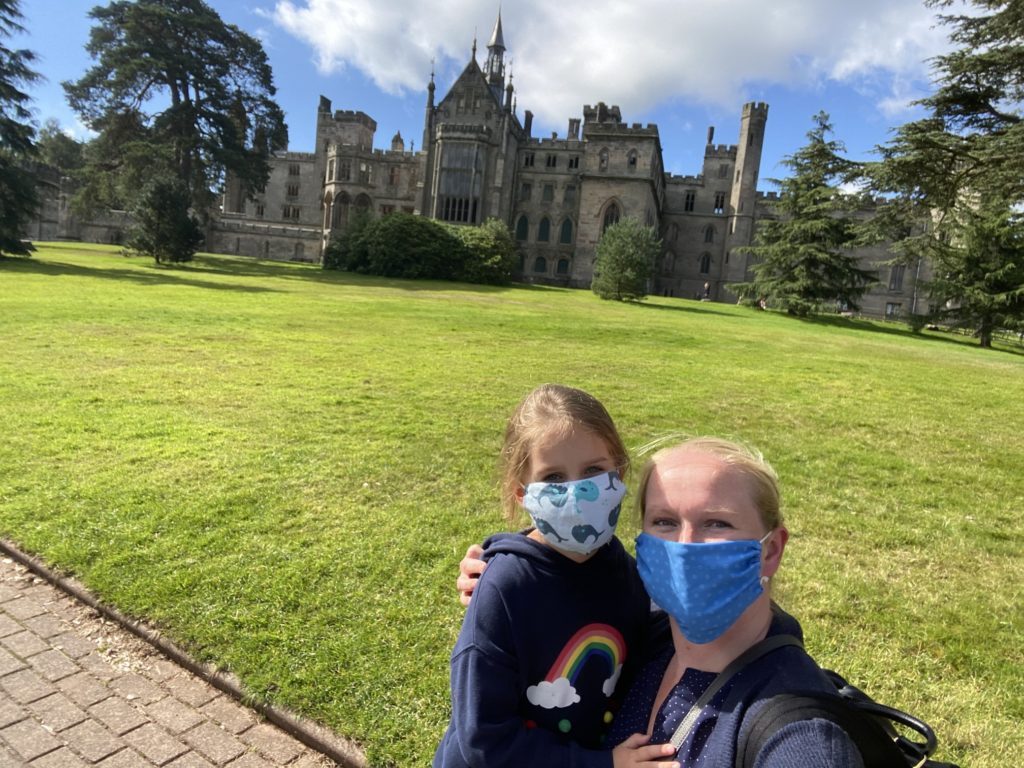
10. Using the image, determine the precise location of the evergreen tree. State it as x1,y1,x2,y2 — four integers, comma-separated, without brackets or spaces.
0,0,39,256
591,217,658,302
127,175,203,264
734,112,876,316
36,118,85,173
864,0,1024,346
64,0,287,261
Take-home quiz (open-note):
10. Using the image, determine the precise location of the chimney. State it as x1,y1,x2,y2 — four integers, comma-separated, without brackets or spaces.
707,126,715,145
524,110,533,137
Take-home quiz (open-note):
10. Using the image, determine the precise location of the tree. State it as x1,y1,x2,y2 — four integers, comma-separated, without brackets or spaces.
734,112,876,317
863,0,1024,346
36,118,85,173
0,0,39,256
127,175,203,264
64,0,287,261
591,217,658,301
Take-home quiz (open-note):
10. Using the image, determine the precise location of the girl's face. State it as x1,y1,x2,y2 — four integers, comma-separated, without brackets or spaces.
525,428,617,485
642,448,767,544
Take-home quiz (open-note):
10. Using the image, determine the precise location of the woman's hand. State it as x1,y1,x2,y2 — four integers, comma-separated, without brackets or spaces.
457,544,486,607
612,733,678,768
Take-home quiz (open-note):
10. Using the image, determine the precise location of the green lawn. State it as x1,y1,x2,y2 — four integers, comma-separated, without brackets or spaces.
1,243,1021,766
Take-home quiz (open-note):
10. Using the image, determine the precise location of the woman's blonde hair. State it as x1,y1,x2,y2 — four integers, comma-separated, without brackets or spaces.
499,384,629,520
634,436,783,530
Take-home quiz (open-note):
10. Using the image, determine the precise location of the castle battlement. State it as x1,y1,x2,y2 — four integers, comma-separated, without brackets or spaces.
666,174,704,185
704,144,738,158
756,191,780,201
326,110,377,130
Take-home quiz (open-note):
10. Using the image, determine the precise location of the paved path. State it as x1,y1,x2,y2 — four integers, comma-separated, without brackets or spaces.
0,555,337,767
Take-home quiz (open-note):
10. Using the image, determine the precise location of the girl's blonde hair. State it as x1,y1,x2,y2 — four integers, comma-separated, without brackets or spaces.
500,384,629,520
634,436,783,530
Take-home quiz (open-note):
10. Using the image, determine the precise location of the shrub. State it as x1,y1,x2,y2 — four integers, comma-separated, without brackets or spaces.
451,218,516,285
127,177,203,264
591,217,659,301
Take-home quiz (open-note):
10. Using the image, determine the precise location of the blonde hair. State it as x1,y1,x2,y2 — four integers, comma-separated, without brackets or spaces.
634,436,782,530
500,384,629,520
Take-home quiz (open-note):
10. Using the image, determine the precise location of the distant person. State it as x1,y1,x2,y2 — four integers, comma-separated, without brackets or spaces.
459,437,865,767
435,384,677,768
702,282,711,300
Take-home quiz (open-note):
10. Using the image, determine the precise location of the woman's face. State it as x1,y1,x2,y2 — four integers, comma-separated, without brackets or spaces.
642,448,768,544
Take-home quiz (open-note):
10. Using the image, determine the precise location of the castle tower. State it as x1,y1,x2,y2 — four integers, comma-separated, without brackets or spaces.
724,102,768,289
483,11,506,103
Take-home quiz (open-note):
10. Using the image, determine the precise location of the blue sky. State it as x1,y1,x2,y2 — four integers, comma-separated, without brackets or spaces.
14,0,962,187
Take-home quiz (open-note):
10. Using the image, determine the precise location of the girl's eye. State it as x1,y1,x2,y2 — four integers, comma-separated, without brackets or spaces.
583,465,607,477
541,473,565,483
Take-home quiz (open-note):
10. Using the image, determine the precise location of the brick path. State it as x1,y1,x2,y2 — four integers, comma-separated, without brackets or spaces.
0,555,338,767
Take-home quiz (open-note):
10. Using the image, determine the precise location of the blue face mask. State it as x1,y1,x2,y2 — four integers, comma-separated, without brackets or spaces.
634,531,771,644
521,472,626,555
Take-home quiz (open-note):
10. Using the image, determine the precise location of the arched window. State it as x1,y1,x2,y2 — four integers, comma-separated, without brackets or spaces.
533,256,547,273
663,251,675,276
559,218,574,244
602,203,620,233
355,193,372,212
556,258,570,275
599,148,609,171
538,217,551,242
704,225,715,244
515,215,529,241
699,253,712,274
627,150,638,170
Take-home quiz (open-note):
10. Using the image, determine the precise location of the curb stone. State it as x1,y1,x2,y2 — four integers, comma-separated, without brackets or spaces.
0,539,369,768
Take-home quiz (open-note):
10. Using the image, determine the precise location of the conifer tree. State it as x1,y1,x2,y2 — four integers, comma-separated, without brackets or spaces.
734,112,875,316
865,0,1024,346
0,0,39,256
64,0,288,262
591,217,658,302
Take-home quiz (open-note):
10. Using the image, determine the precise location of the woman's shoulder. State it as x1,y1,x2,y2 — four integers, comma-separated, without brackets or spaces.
749,717,864,768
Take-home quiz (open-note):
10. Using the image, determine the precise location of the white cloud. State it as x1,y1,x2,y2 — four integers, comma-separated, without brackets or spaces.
271,0,961,131
526,677,580,709
602,663,623,697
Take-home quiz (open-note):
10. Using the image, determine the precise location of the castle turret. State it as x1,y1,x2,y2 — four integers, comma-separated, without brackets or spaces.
483,11,506,103
724,102,769,289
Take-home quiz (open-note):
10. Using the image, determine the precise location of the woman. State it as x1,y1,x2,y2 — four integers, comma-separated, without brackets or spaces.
458,437,864,767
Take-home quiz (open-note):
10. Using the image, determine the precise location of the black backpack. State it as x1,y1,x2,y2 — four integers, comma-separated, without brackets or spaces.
734,636,960,768
666,634,959,768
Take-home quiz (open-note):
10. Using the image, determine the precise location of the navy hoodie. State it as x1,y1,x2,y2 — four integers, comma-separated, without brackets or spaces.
433,533,650,768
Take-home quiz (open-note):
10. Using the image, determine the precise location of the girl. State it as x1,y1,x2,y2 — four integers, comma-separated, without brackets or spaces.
434,384,678,768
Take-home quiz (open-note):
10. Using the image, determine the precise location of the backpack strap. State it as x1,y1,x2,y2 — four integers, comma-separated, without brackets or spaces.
735,692,918,768
668,634,803,751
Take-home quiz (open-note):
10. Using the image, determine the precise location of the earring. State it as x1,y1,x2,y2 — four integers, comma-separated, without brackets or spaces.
759,575,769,588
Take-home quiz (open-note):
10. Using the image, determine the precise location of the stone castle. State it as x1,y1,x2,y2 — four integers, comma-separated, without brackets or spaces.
34,11,925,318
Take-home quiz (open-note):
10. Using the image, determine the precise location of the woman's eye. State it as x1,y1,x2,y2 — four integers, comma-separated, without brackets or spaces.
651,518,677,528
706,519,734,530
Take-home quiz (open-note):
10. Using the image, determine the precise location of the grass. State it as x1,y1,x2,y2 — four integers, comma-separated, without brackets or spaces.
1,242,1021,766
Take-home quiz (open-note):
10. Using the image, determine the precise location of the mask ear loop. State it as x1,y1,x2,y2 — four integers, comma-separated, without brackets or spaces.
758,529,775,589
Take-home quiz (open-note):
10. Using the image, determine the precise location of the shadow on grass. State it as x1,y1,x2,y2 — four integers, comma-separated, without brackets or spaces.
2,254,281,294
798,312,1024,357
636,300,738,318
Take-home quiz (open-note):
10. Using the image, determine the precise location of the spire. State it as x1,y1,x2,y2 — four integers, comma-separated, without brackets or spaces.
484,8,507,101
488,10,505,52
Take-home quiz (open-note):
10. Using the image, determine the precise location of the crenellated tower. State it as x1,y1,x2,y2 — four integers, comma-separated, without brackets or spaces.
723,102,768,290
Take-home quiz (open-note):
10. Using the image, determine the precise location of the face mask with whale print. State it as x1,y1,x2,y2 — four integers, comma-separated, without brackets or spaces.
520,471,627,555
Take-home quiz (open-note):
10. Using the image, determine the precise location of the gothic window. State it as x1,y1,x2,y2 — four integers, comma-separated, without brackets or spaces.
255,203,264,218
889,265,906,291
599,149,609,171
355,193,372,213
556,258,570,275
602,202,620,233
564,185,576,204
704,225,715,244
289,164,300,176
628,150,638,170
520,183,532,201
523,153,535,168
699,253,712,274
538,217,551,242
515,215,529,241
559,218,574,244
568,156,580,170
359,162,371,184
542,184,554,202
546,154,557,168
684,191,695,212
380,204,395,215
388,166,400,187
533,256,547,273
439,142,483,224
718,164,729,179
340,161,351,181
713,192,726,214
286,184,299,198
327,160,335,181
885,302,902,318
